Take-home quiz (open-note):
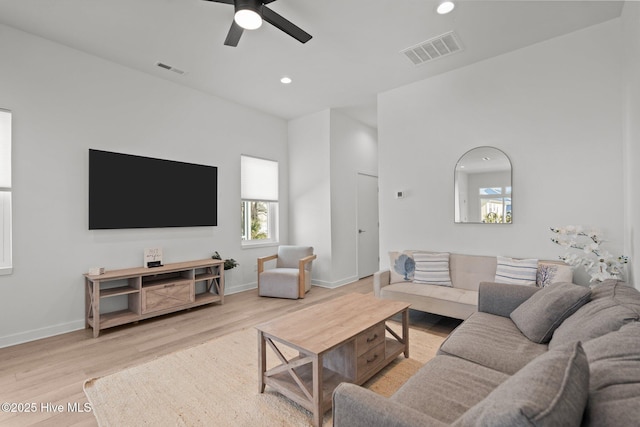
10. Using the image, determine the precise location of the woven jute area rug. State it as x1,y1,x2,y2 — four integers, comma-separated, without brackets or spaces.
84,323,445,426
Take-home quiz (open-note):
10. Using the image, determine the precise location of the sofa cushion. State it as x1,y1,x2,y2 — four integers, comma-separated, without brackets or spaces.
549,280,640,349
581,322,640,426
454,342,589,427
438,312,547,375
536,261,573,287
391,355,509,424
381,282,478,306
449,253,498,291
494,256,538,285
389,251,415,283
510,281,591,344
381,282,478,320
413,252,452,287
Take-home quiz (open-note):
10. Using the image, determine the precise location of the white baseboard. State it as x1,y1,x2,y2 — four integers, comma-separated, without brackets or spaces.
0,319,86,349
225,282,257,295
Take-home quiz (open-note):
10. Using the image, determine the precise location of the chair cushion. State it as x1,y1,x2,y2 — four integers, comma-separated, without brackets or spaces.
582,322,640,426
276,246,313,269
510,281,591,344
259,268,301,299
549,280,640,349
413,252,452,287
454,342,589,427
438,312,547,375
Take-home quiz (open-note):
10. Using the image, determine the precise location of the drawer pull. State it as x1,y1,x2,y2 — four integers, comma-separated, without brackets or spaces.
366,354,379,363
366,334,378,343
164,284,176,288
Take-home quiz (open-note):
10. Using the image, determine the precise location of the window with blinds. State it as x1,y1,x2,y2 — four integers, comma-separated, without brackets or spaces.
241,155,279,245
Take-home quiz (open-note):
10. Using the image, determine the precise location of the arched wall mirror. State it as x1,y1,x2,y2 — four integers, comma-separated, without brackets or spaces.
454,146,512,224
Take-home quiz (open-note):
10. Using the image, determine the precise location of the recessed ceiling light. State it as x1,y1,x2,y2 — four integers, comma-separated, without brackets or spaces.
280,76,292,84
437,1,455,15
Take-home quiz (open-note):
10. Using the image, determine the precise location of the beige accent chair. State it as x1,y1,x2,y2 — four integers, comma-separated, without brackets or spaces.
258,246,316,299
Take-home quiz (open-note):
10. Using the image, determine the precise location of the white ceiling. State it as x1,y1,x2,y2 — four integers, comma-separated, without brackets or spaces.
0,0,624,128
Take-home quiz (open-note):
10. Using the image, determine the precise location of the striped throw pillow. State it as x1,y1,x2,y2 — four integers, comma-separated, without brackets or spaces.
413,252,452,287
495,256,538,285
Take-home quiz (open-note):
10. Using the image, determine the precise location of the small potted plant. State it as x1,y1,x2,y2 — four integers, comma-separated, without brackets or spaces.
212,251,239,271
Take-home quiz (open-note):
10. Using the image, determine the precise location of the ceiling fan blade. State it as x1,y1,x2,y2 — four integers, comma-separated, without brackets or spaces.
263,0,278,4
262,6,312,44
224,21,244,46
202,0,235,4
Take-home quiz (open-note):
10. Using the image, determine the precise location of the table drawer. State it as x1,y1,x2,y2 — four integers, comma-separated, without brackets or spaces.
141,281,194,314
356,323,385,356
357,342,385,379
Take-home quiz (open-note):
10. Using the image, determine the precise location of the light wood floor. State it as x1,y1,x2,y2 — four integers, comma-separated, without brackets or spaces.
0,278,460,426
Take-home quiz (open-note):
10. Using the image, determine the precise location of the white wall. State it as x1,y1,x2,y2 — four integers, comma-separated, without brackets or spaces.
329,110,378,284
288,110,332,282
622,2,640,287
378,19,625,284
288,109,377,287
0,24,289,347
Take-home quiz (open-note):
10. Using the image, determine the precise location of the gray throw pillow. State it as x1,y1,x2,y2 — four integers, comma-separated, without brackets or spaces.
549,280,640,349
454,342,589,427
510,282,591,343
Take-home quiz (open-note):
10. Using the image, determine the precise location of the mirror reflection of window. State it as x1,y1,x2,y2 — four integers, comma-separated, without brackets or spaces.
479,187,511,223
454,147,512,224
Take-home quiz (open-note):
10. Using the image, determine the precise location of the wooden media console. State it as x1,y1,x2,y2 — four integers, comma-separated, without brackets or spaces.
84,259,224,337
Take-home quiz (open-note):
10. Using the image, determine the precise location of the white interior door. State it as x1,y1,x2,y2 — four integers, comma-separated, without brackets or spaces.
357,173,379,278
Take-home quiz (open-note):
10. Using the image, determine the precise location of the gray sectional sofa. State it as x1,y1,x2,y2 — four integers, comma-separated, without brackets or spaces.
333,279,640,426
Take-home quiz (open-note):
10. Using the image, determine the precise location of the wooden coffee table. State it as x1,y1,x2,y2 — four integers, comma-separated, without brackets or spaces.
256,293,410,426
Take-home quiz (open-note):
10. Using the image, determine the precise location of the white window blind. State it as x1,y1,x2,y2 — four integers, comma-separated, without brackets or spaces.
241,155,278,202
0,110,10,189
0,109,12,274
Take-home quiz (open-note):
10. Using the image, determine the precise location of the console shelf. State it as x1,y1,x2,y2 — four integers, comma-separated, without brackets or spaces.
84,259,224,337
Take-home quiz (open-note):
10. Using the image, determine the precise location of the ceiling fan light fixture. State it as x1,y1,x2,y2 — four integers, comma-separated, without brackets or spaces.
234,0,262,30
235,9,262,30
437,1,455,15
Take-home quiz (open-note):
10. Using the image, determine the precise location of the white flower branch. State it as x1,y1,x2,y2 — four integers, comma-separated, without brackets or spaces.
550,226,628,283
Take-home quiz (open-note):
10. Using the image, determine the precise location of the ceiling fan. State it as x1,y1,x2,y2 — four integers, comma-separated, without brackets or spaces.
203,0,312,47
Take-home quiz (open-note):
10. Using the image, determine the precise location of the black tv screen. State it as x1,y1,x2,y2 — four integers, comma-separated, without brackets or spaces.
89,149,217,229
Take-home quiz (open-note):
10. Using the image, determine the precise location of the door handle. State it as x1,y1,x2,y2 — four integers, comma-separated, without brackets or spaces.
358,229,366,234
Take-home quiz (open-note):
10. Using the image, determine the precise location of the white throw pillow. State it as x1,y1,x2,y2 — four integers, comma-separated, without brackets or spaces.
413,252,452,287
389,251,415,284
495,256,538,286
536,261,573,287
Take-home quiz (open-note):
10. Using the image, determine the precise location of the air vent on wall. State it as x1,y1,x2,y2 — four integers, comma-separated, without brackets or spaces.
156,62,186,75
401,31,463,66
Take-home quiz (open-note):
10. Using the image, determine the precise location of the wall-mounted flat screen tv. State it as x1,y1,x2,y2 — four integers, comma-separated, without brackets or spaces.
89,149,217,229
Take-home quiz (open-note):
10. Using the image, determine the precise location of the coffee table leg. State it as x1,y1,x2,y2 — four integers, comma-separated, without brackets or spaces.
402,308,409,358
312,354,323,427
258,330,266,393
